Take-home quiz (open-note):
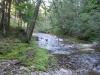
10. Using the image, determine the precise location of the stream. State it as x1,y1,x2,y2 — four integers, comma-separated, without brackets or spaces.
33,33,100,75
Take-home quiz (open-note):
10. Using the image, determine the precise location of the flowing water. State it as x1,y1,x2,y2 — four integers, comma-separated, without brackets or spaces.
33,33,100,75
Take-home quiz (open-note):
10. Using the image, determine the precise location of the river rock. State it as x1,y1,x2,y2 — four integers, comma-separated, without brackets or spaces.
31,69,73,75
0,60,30,75
93,65,100,73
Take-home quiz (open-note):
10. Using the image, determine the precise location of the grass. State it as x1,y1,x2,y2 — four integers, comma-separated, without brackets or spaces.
0,36,49,71
33,48,48,71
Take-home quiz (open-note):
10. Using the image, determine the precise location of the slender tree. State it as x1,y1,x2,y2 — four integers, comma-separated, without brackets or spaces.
26,0,42,42
0,0,12,36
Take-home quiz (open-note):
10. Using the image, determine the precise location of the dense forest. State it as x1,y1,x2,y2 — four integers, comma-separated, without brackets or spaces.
0,0,100,42
0,0,100,75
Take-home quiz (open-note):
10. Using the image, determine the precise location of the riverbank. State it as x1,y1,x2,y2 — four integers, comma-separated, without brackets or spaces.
0,35,49,74
0,33,100,75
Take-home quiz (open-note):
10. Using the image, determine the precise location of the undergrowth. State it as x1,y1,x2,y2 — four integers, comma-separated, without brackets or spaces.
0,36,49,71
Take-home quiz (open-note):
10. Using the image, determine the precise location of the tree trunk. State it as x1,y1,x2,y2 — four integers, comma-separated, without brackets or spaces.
26,0,42,42
1,0,7,36
0,0,12,36
7,0,12,28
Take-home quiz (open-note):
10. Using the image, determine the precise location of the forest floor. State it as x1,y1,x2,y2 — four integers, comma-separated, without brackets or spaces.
0,33,49,75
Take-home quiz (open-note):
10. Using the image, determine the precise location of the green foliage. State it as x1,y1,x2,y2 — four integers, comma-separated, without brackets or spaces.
86,0,100,11
48,0,100,42
33,48,48,71
14,0,35,24
0,36,49,71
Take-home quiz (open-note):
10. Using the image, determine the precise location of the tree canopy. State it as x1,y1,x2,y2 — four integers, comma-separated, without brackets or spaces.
0,0,100,42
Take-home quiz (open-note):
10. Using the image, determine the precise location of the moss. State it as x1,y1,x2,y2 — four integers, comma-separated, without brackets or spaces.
33,48,49,71
0,37,49,71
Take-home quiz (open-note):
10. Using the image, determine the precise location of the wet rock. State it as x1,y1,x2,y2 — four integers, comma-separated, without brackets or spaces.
93,65,100,73
54,53,100,71
92,43,100,51
31,69,73,75
59,68,73,75
0,60,30,75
